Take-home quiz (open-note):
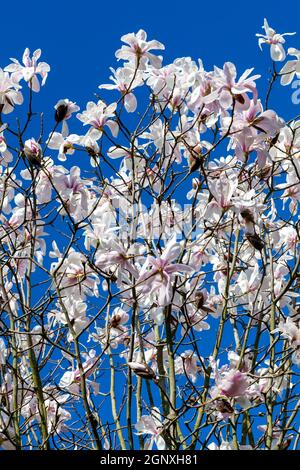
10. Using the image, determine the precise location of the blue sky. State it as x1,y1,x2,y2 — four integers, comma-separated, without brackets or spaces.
2,0,300,118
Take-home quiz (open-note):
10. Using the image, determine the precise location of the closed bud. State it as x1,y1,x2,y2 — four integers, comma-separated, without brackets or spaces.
189,155,201,173
55,104,68,123
245,232,265,251
240,208,255,224
23,138,42,168
127,362,156,380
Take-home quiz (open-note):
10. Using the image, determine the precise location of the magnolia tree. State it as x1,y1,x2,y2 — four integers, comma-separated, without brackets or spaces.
2,19,300,451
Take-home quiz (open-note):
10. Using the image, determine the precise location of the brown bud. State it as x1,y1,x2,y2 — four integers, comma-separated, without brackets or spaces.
110,314,121,328
233,94,245,105
214,398,234,414
240,208,255,224
245,233,265,251
189,155,201,173
55,104,68,123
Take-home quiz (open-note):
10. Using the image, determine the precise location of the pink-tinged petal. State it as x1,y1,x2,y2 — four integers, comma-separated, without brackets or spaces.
124,92,137,113
219,90,232,109
271,43,286,62
146,52,163,69
146,40,165,51
31,75,40,92
155,435,166,450
106,120,119,137
22,48,31,66
166,263,194,274
4,63,21,73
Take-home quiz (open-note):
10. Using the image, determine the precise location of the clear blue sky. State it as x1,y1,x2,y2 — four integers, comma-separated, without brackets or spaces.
2,0,300,117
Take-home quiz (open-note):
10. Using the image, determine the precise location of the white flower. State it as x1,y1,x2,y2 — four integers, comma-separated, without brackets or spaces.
256,18,296,62
5,48,50,92
99,66,143,112
135,407,166,450
0,68,23,114
280,48,300,85
115,30,165,69
77,100,119,138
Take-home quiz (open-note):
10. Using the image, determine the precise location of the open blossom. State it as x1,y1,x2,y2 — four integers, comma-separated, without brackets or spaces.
0,126,13,165
138,236,194,307
273,317,300,348
280,47,300,85
59,349,98,393
50,247,99,300
47,127,79,162
213,62,260,110
115,29,165,69
256,18,295,62
135,407,166,450
174,350,201,383
95,239,139,281
0,68,23,114
77,100,119,138
5,48,50,91
99,66,143,112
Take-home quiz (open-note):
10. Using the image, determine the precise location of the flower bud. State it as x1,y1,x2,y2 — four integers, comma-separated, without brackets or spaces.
127,362,156,380
245,232,265,251
23,138,42,167
55,104,68,123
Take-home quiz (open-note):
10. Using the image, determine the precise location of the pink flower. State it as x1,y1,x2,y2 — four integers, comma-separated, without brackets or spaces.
138,236,194,307
218,369,249,398
135,407,166,450
214,62,260,110
174,350,201,383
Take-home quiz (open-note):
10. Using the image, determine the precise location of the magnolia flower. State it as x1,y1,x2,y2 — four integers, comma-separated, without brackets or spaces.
5,48,50,91
47,128,79,162
135,407,166,450
53,165,92,219
0,126,13,165
23,138,42,167
59,349,98,393
256,18,295,62
0,68,23,114
77,100,119,138
99,66,143,112
50,248,99,300
210,356,250,401
273,317,300,348
280,47,300,85
127,361,156,380
138,236,194,307
213,62,260,110
95,239,139,280
54,98,80,122
217,369,250,398
174,350,201,383
115,30,165,69
206,171,238,221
